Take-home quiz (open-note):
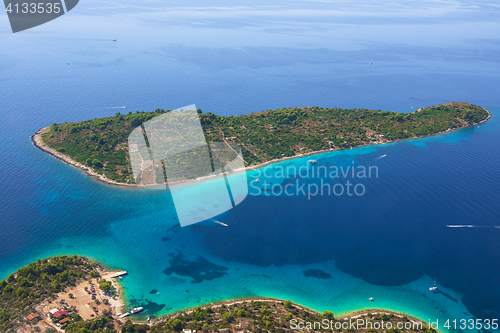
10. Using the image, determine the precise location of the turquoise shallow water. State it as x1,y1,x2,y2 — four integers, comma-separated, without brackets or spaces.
3,112,499,330
1,1,500,331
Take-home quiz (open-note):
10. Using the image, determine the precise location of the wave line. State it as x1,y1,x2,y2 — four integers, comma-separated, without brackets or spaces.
447,225,500,228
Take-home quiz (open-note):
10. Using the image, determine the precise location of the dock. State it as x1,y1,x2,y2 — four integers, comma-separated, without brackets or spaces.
108,271,128,278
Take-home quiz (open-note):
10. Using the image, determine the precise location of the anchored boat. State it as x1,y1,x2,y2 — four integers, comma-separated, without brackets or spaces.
131,307,144,314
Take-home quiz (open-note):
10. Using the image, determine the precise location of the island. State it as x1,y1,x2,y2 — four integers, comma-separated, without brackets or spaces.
0,255,125,332
32,102,490,186
1,256,436,333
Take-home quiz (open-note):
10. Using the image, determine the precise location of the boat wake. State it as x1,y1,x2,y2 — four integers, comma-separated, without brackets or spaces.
375,154,386,160
447,225,500,228
211,219,228,227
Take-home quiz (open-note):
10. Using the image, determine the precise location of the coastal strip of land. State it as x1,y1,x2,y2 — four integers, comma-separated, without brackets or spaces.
2,255,438,333
0,255,127,332
32,102,491,187
31,126,133,187
145,296,436,333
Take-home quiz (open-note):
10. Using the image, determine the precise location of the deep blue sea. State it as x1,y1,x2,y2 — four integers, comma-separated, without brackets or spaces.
1,0,500,330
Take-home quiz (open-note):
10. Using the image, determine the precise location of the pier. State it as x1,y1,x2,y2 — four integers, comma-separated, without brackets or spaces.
108,271,127,278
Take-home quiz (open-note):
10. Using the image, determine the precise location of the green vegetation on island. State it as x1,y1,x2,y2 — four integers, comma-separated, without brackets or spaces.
39,102,489,184
98,279,116,294
69,298,435,333
0,255,100,332
64,316,117,333
146,300,436,333
1,257,439,333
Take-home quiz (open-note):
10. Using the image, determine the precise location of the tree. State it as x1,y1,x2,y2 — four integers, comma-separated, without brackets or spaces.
379,313,389,321
98,279,114,293
222,311,234,323
166,318,183,331
460,110,473,122
92,159,103,168
284,300,292,309
322,310,334,320
51,280,61,292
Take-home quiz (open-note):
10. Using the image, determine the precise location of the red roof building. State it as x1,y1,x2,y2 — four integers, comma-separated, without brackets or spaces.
53,310,69,318
26,313,40,320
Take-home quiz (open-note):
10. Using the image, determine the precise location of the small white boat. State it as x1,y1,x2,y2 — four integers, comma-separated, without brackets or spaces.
131,307,144,314
309,160,317,164
429,277,438,291
255,178,260,183
112,39,117,41
369,297,374,301
213,220,228,227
